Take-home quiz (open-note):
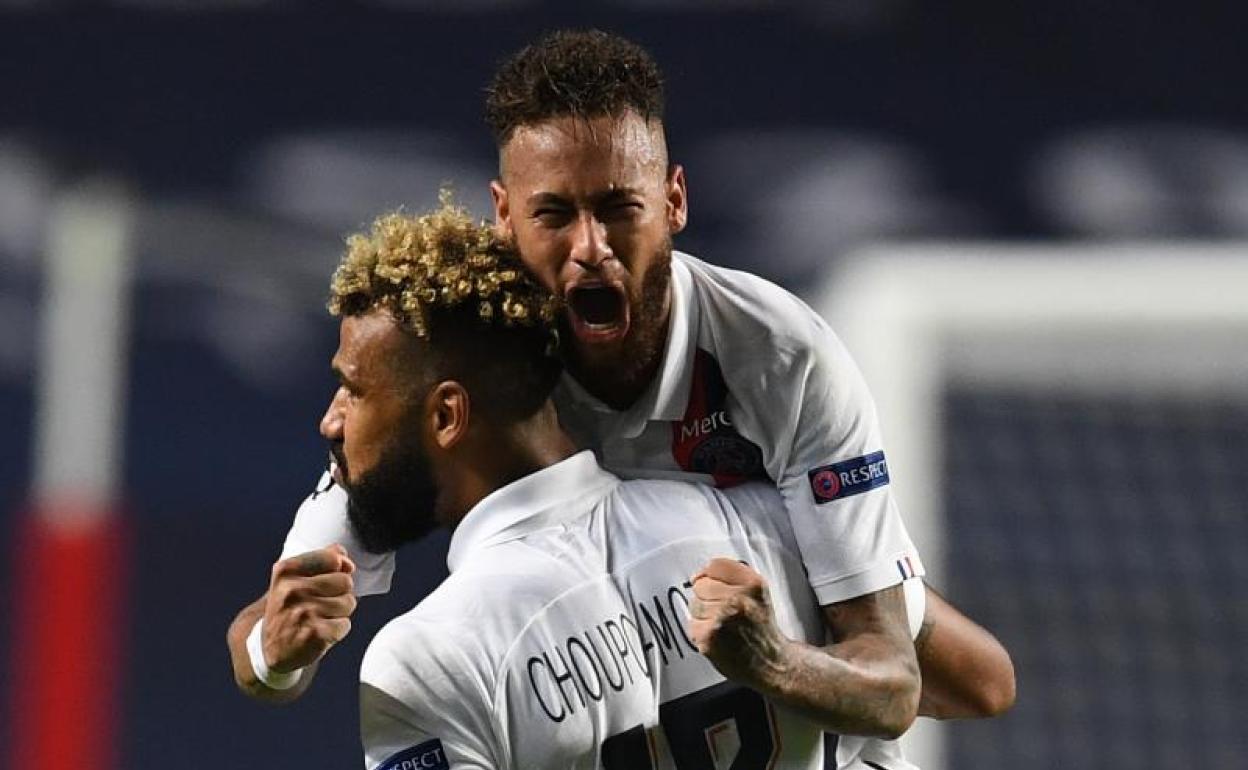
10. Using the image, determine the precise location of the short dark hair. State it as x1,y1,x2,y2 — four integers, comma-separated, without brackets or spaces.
485,29,665,145
329,196,562,423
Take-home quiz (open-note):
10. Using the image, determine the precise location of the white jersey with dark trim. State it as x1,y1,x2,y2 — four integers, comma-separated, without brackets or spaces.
284,250,923,603
552,251,924,605
360,452,916,770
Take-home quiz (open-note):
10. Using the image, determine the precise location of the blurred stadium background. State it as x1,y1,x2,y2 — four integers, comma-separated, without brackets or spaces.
2,2,1246,769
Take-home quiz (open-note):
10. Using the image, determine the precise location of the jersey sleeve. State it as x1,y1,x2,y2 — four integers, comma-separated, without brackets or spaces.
765,318,924,606
360,623,500,770
280,471,395,596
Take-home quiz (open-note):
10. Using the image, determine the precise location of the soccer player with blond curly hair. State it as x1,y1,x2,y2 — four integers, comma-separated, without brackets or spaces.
228,28,1014,770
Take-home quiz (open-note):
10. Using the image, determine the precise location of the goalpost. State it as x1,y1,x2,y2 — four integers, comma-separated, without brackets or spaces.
816,244,1248,770
10,179,135,770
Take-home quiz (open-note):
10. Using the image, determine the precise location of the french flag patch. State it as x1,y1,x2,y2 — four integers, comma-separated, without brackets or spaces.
808,451,890,504
896,555,920,580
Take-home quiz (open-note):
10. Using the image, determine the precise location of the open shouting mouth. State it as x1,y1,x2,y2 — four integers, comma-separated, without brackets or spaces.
565,283,630,345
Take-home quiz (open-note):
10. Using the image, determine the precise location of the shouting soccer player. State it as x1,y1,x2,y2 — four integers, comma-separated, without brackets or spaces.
226,27,1013,760
333,203,923,768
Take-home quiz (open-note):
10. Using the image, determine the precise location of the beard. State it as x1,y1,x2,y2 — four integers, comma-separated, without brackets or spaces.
562,237,673,400
624,238,674,382
336,434,441,554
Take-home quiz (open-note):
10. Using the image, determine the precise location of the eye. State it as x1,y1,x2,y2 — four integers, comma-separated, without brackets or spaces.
601,200,643,221
533,207,572,227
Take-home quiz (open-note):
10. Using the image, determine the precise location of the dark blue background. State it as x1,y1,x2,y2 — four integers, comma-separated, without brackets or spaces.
3,3,1247,769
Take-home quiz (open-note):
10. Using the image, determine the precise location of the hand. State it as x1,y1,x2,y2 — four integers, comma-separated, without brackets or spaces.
262,544,357,673
688,558,788,685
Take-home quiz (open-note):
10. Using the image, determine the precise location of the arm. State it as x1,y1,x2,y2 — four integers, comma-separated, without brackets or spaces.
225,545,356,703
360,627,498,770
689,558,920,739
227,595,321,703
750,314,1011,721
915,584,1015,719
361,685,494,770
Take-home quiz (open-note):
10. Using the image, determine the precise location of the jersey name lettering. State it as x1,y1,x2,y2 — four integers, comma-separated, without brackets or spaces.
525,613,651,723
633,579,700,668
522,578,711,725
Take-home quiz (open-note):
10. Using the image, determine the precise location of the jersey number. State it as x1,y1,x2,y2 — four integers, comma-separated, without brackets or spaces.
601,681,778,770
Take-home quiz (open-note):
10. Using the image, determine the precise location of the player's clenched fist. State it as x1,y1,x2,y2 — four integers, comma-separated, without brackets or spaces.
262,544,358,673
688,557,789,685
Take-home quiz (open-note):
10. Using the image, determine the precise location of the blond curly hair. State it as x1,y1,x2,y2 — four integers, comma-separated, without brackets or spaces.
328,194,559,339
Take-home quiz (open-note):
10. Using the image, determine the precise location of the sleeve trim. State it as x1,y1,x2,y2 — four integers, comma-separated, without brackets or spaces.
808,551,926,606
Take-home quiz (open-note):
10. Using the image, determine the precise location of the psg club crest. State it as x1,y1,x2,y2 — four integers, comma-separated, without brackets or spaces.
671,350,768,488
688,433,765,479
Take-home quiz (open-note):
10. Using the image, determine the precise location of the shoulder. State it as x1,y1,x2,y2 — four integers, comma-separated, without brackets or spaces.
675,251,881,474
607,480,804,578
676,250,831,360
360,594,501,769
610,477,726,525
363,541,598,686
676,251,867,410
597,480,723,554
607,478,785,544
361,588,482,692
360,566,508,685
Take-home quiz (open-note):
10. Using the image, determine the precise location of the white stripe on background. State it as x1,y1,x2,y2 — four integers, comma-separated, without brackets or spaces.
33,178,135,526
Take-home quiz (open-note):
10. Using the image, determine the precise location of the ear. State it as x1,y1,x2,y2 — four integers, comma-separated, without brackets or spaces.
425,380,471,451
665,164,688,235
490,180,513,240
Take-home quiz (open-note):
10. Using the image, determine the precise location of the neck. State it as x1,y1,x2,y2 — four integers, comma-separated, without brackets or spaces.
437,401,577,527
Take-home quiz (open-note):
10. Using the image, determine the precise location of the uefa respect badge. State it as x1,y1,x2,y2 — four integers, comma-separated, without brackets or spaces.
377,739,450,770
808,451,889,504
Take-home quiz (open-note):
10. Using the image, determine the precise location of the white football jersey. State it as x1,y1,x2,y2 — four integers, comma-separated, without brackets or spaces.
284,250,923,602
360,452,918,770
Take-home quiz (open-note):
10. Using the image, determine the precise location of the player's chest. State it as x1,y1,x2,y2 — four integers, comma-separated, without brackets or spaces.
559,350,772,488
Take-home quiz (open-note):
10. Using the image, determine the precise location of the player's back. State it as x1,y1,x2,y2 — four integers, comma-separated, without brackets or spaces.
359,454,646,769
591,477,830,768
359,453,833,769
356,449,913,768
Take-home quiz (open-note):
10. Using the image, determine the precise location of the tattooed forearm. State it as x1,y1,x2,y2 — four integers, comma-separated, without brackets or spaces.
745,584,921,739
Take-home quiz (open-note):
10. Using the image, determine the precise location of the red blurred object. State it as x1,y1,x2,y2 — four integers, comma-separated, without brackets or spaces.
8,503,128,770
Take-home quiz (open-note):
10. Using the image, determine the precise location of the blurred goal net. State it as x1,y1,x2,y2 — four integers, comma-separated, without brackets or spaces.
818,245,1248,770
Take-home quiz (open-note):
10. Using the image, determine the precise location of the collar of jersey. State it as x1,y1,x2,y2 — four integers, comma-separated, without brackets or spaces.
556,252,698,438
445,450,619,572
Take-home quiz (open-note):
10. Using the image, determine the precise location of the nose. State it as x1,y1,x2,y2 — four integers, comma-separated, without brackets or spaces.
320,387,347,440
569,212,612,270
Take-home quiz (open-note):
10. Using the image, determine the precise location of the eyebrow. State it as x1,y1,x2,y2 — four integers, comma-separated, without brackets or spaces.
526,187,644,209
